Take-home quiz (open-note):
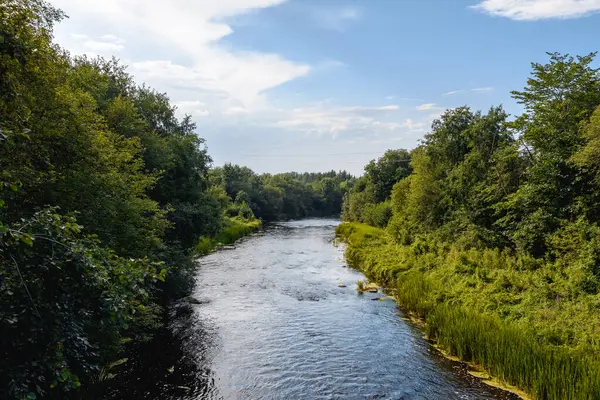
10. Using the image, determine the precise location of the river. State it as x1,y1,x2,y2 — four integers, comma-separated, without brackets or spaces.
104,219,517,400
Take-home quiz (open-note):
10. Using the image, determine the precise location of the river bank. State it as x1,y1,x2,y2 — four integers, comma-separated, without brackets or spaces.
195,216,262,256
99,219,515,399
86,217,262,398
336,222,600,400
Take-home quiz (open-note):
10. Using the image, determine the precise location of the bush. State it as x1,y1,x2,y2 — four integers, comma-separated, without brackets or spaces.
225,201,255,220
195,217,262,256
0,209,165,399
337,222,600,399
363,201,393,228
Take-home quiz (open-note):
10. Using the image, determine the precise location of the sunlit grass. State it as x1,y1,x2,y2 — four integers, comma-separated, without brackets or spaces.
337,222,600,400
195,217,262,256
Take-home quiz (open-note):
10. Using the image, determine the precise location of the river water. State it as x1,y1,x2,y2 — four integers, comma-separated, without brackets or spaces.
104,219,517,400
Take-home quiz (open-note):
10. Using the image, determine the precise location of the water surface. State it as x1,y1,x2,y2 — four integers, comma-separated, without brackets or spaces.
105,219,517,400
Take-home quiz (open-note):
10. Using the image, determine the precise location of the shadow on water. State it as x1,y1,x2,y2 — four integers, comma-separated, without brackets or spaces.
102,219,519,400
101,303,218,400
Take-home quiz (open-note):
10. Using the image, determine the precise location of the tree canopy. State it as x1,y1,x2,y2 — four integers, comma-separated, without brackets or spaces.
0,2,354,398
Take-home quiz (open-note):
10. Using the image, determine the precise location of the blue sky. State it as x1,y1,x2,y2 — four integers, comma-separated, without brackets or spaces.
51,0,600,175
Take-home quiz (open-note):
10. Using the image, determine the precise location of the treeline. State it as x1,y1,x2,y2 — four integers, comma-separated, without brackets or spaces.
340,52,600,399
0,2,352,399
211,165,353,222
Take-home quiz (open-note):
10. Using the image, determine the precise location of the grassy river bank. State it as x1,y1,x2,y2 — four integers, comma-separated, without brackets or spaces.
336,223,600,400
195,217,263,256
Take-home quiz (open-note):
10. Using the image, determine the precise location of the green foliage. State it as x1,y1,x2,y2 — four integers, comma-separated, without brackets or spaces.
194,217,262,256
1,209,164,399
226,200,255,220
212,164,354,221
342,150,411,222
216,217,262,245
364,149,411,203
362,201,393,228
427,305,600,400
337,223,600,400
338,52,600,399
572,106,600,185
500,52,600,255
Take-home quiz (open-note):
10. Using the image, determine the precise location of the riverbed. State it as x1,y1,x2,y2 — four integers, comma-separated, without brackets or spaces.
104,219,517,399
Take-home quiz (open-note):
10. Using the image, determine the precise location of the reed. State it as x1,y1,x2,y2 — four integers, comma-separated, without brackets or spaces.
195,217,262,255
336,222,600,400
216,217,262,245
426,304,600,400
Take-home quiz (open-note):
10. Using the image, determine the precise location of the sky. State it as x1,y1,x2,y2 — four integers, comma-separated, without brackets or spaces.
49,0,600,175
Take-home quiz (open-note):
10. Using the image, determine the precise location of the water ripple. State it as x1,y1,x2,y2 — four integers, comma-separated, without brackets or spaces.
105,219,519,400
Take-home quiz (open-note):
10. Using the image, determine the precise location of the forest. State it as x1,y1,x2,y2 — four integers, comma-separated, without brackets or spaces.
0,2,353,399
5,1,600,400
339,53,600,399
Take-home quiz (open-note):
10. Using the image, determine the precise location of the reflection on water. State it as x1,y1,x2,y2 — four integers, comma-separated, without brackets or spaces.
104,219,517,400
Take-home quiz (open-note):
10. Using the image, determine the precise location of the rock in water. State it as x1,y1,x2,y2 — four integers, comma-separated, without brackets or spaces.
338,282,347,288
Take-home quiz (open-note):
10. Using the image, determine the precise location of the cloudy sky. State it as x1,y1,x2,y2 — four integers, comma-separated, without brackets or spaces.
50,0,600,175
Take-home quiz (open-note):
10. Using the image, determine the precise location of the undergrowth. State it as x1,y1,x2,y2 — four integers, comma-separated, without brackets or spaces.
337,222,600,400
195,217,262,256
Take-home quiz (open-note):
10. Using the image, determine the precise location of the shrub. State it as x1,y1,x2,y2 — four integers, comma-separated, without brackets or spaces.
0,209,165,399
363,201,393,228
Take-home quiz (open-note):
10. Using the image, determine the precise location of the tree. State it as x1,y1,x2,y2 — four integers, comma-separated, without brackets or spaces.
364,149,412,203
498,52,600,255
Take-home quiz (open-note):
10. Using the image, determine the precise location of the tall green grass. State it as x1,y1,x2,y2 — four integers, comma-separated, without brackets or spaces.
195,217,262,255
427,305,600,400
336,222,600,400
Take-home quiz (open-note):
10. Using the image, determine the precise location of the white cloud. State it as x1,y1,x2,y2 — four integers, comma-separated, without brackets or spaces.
223,106,250,115
471,0,600,20
400,119,427,131
52,0,309,111
128,54,310,110
69,33,126,55
368,119,426,132
316,59,348,71
443,89,464,96
471,86,494,92
50,0,430,172
100,34,123,42
416,103,438,111
309,6,361,31
272,104,401,137
369,137,405,145
443,87,494,96
174,101,210,118
376,105,400,111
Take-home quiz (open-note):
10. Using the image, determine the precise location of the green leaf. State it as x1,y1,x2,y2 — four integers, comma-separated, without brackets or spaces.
20,234,34,246
60,369,70,380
